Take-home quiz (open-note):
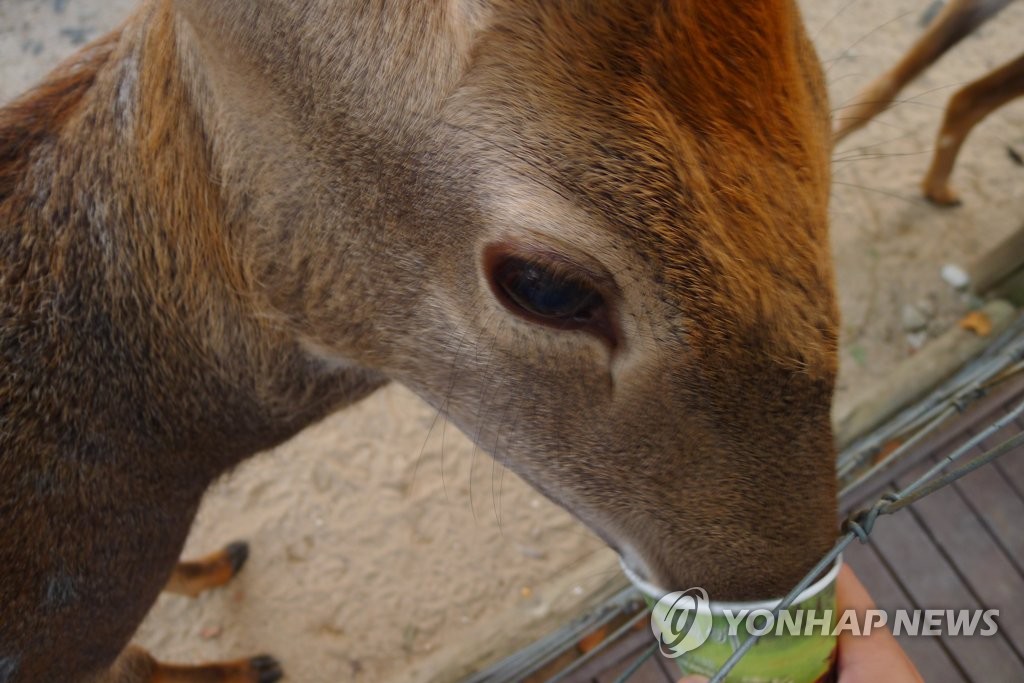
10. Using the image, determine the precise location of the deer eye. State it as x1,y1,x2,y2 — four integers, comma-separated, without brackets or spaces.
490,256,604,327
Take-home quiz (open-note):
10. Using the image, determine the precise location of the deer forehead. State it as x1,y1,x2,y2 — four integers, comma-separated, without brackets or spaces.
471,156,836,384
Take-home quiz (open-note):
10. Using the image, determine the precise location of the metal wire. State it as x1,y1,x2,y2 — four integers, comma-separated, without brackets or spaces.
899,399,1024,499
705,403,1024,683
544,607,652,683
464,588,644,683
611,644,658,683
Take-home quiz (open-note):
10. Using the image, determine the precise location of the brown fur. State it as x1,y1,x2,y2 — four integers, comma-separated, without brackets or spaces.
0,1,837,680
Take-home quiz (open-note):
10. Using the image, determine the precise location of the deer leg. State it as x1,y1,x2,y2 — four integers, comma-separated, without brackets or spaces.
833,0,1014,143
922,52,1024,205
99,645,282,683
92,543,278,682
151,655,282,683
164,541,250,598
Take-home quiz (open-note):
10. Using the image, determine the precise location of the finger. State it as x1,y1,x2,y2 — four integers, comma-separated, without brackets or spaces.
835,565,923,683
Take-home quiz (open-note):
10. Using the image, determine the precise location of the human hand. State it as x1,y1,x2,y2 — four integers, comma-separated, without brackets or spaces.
834,564,922,683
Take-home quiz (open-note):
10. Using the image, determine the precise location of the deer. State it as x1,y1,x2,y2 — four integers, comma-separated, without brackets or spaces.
832,0,1024,206
0,1,839,681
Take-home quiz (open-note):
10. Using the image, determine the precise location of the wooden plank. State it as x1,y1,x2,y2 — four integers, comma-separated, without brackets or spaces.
893,459,1024,663
990,417,1024,499
845,539,968,683
868,474,1024,681
594,644,673,683
558,630,658,683
950,456,1024,574
655,654,683,681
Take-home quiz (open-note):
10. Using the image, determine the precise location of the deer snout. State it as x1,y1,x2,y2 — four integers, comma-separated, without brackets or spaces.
600,402,838,602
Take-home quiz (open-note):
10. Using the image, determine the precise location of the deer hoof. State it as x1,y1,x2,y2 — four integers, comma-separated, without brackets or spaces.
248,654,284,683
225,540,251,576
923,182,961,207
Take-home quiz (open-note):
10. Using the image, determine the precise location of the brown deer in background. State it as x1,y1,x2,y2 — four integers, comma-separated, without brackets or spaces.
833,0,1024,205
0,1,839,681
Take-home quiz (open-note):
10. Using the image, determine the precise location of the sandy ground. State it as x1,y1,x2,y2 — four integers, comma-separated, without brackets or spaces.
2,1,1023,681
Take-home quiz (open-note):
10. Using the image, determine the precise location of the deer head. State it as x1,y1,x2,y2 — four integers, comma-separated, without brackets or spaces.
174,0,837,600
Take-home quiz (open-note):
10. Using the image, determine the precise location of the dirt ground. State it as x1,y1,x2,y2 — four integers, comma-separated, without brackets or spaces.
2,1,1023,681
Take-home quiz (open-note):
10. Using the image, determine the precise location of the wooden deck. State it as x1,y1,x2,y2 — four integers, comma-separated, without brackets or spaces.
841,384,1024,683
550,378,1024,683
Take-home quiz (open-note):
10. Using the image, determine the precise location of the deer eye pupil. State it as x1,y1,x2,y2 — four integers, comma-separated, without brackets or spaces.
495,258,602,323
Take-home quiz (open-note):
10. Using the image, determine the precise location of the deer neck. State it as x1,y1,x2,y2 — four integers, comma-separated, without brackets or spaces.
0,2,385,482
